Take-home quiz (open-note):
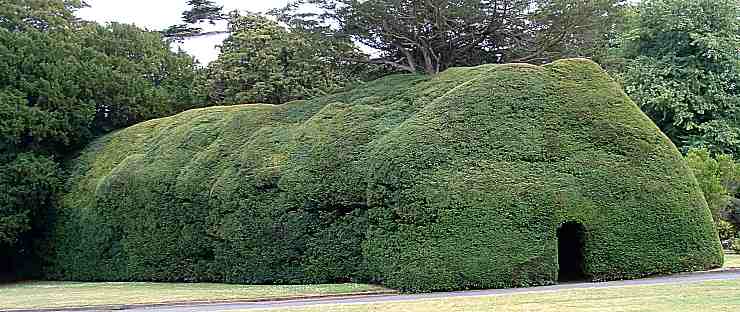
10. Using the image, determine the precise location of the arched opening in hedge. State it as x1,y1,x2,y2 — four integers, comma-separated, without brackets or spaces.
49,59,725,291
557,221,586,282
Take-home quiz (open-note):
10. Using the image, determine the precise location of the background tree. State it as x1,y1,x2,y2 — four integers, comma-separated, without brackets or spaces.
0,153,59,281
0,0,206,280
79,22,208,133
686,148,739,221
273,0,628,75
206,13,370,105
162,0,228,41
0,0,86,31
621,0,740,154
685,148,740,246
182,0,224,24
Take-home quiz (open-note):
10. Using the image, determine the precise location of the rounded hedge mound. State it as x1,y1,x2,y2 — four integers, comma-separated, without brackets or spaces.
47,59,722,292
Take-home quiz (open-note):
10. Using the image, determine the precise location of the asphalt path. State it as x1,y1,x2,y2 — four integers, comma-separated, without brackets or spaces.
105,270,740,312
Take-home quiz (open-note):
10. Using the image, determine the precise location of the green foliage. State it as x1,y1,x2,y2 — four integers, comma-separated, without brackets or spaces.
684,147,740,243
716,220,736,242
77,22,208,133
0,153,59,246
686,148,732,221
0,0,206,279
0,20,206,154
622,0,740,154
0,0,85,31
206,13,369,105
0,153,59,280
274,0,628,74
49,59,721,292
162,0,227,41
182,0,223,24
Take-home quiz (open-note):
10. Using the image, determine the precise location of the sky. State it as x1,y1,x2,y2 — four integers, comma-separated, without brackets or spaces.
76,0,292,64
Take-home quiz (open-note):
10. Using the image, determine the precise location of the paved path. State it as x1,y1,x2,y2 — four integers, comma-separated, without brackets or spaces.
93,270,740,312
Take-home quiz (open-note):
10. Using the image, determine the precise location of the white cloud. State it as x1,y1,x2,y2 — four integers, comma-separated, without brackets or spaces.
77,0,291,64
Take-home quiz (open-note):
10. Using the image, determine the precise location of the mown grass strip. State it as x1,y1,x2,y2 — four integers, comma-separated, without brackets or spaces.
0,282,392,310
251,279,740,312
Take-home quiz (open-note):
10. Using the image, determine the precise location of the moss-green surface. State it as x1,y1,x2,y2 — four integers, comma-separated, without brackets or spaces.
48,59,722,292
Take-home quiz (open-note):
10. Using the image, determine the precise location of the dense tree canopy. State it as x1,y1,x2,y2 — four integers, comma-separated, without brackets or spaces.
0,153,58,246
0,21,206,154
206,13,370,105
0,0,85,31
0,0,206,279
686,148,740,222
274,0,627,74
79,22,207,133
622,0,740,154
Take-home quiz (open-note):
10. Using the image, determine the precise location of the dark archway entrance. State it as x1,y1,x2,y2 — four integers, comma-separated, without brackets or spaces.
557,221,586,282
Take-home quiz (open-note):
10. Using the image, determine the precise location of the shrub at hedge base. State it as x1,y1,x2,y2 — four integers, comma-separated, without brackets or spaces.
47,59,722,292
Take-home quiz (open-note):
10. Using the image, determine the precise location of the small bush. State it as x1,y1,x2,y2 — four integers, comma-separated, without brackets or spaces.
718,220,736,241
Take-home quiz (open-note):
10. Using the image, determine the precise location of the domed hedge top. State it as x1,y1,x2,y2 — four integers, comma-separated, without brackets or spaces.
49,59,722,292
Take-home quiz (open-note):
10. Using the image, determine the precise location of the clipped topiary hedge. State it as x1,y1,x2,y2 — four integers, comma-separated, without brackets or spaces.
47,59,723,292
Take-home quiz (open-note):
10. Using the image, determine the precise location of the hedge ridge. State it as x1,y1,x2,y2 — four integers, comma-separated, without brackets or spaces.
48,59,722,291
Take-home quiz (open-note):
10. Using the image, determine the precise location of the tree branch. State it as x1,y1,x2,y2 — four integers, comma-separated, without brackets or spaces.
343,57,416,73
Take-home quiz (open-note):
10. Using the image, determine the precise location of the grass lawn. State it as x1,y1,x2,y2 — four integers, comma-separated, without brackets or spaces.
724,252,740,268
254,279,740,312
0,281,392,310
3,253,737,311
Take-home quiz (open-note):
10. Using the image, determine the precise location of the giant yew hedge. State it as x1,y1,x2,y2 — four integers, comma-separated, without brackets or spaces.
47,59,723,292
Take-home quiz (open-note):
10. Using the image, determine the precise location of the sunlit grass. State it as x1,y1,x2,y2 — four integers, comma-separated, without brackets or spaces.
254,279,740,312
0,281,392,310
4,253,737,310
724,252,740,268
